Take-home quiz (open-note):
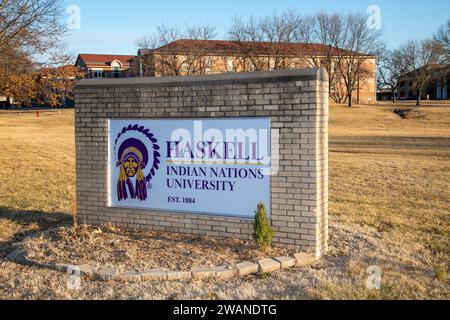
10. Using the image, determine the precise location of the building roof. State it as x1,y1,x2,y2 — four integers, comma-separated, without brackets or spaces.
76,54,136,69
399,64,450,79
151,39,367,57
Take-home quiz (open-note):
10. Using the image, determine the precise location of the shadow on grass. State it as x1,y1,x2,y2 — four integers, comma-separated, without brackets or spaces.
330,135,450,151
0,207,71,257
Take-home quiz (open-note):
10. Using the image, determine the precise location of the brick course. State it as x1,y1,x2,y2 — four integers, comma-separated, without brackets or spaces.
74,68,329,257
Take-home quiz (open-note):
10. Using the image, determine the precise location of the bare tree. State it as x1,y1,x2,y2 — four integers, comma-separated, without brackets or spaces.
296,12,383,106
434,19,450,64
228,11,302,71
234,11,384,106
0,0,66,54
399,39,442,106
330,13,384,107
377,49,408,102
135,24,217,77
136,10,383,108
296,12,348,103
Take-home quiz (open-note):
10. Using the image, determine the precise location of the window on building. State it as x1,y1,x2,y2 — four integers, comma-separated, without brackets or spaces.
112,66,121,78
269,59,275,70
227,58,235,72
111,61,122,78
181,61,190,75
204,57,213,74
93,70,105,79
247,61,256,72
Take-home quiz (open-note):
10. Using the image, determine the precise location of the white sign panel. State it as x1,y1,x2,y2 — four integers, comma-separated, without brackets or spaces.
108,119,271,218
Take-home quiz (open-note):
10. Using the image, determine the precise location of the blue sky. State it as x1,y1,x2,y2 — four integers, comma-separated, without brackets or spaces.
64,0,450,56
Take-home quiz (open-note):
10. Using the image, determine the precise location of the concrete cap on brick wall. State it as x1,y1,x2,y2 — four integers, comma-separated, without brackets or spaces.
75,68,329,91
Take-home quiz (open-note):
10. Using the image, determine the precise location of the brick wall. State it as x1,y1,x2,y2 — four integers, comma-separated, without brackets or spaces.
74,68,329,257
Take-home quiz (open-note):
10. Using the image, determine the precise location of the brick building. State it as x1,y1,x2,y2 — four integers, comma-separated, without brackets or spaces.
130,39,377,104
398,65,450,100
75,54,136,79
74,40,377,104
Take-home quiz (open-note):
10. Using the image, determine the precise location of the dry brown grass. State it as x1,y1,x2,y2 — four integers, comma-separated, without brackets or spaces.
329,104,450,258
0,104,449,300
0,110,73,260
0,110,75,214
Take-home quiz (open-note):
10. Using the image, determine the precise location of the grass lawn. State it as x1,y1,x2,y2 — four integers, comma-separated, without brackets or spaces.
0,103,448,299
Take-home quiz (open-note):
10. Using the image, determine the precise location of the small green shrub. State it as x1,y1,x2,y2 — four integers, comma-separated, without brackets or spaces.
253,202,274,249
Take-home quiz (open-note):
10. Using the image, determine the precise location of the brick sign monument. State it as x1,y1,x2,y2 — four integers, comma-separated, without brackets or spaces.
74,68,329,258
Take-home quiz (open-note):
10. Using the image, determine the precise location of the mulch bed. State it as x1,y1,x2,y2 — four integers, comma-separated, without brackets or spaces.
22,225,290,272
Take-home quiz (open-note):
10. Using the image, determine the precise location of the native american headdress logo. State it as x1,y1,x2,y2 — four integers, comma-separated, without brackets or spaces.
114,124,160,202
